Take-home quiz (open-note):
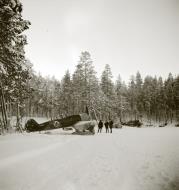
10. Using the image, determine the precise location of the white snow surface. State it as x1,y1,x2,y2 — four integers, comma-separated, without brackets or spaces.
0,127,179,190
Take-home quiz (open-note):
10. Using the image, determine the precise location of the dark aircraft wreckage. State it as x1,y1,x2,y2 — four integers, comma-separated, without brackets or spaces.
25,113,96,135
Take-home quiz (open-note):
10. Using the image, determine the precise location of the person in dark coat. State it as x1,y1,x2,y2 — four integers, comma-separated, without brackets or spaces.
98,120,103,133
109,120,113,133
104,121,109,133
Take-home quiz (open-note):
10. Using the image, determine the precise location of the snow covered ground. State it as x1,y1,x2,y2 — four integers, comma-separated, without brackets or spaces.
0,126,179,190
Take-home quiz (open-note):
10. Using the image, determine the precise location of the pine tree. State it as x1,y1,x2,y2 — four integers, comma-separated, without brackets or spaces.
72,60,85,113
174,75,179,123
0,0,31,130
164,73,175,123
72,51,98,114
100,64,115,119
135,71,143,119
101,64,114,98
52,79,61,117
115,75,124,121
156,77,166,122
127,75,137,120
142,76,154,122
60,70,73,116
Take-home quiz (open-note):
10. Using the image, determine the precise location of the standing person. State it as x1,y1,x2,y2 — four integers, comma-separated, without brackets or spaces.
109,120,113,133
104,121,109,133
98,120,103,133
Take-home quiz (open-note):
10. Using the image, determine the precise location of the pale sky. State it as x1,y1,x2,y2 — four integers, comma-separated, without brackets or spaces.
21,0,179,82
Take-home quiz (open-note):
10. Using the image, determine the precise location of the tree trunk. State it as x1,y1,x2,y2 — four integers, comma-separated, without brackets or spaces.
0,81,8,130
16,102,23,133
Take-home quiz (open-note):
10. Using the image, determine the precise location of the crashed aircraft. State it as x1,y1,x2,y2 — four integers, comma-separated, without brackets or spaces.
25,113,96,135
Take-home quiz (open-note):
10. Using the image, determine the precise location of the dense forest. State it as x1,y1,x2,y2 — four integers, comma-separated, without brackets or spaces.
0,0,179,131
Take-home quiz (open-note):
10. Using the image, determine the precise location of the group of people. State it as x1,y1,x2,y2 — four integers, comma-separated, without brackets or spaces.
98,120,113,133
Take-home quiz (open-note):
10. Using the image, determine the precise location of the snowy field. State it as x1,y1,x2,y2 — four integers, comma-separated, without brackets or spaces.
0,126,179,190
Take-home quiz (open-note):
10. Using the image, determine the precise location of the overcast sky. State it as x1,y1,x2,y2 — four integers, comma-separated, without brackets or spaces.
21,0,179,82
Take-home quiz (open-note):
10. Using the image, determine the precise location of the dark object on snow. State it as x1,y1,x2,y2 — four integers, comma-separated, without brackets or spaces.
122,120,142,127
24,114,95,134
25,119,41,132
146,124,153,127
56,115,81,128
25,115,81,132
104,121,109,133
175,123,179,127
113,122,122,129
109,120,113,133
159,122,167,127
98,120,103,133
159,125,165,127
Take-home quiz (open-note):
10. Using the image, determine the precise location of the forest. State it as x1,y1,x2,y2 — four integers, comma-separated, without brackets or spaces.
0,0,179,132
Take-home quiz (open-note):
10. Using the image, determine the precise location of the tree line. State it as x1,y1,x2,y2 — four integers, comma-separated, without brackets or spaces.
26,59,179,124
2,50,179,127
0,1,179,131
